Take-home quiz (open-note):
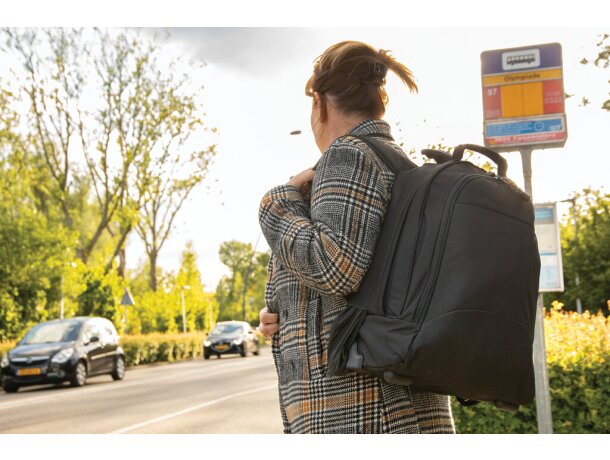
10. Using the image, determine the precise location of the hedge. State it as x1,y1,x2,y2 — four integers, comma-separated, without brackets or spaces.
451,303,609,434
121,332,207,366
121,331,267,366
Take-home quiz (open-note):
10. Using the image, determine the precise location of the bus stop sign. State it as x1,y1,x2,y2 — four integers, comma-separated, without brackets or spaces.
481,43,567,152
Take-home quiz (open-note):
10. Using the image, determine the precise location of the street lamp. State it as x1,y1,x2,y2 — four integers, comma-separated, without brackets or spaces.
180,285,191,333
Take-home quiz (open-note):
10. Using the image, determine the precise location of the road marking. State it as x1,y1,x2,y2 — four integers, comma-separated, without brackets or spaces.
109,383,278,434
0,358,271,412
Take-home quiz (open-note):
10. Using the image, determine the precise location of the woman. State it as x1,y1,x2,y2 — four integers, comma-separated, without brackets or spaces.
258,41,455,434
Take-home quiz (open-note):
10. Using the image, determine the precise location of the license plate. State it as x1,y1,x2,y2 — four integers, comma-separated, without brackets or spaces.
17,368,42,376
215,344,229,351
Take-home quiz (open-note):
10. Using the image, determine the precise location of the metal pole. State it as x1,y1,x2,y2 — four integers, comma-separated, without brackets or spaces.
520,148,533,197
520,148,553,434
181,287,187,334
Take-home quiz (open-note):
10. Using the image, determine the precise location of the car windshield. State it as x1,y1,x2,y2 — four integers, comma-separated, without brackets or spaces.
20,322,82,344
211,324,243,335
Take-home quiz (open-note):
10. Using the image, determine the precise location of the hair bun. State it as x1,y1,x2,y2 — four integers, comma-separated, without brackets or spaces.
372,62,388,78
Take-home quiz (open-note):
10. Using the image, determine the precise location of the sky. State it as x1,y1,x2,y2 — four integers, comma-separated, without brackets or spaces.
121,27,610,290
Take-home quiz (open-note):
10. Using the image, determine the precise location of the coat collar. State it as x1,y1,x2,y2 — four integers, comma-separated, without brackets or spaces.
347,119,393,139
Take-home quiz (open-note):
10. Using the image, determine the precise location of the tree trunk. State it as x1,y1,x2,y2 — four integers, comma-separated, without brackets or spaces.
118,247,126,279
150,250,158,292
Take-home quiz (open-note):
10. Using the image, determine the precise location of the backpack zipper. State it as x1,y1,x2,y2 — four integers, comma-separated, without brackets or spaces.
412,173,483,324
378,162,458,311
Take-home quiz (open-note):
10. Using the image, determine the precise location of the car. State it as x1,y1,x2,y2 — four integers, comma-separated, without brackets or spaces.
0,317,125,393
203,321,260,359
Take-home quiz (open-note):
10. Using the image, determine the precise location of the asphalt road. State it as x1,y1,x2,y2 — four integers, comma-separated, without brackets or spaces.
0,347,284,434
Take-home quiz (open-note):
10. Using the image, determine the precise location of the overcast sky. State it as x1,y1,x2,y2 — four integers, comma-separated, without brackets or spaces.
125,27,610,291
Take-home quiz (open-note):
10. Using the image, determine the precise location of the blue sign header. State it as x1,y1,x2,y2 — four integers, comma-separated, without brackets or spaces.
481,43,563,75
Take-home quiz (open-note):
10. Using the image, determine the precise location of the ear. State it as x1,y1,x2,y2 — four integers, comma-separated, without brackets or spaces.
313,91,328,123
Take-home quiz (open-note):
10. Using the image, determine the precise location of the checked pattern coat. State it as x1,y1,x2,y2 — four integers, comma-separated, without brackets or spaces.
259,119,455,434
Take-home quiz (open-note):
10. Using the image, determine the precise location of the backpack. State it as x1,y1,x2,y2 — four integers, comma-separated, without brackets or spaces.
327,134,541,412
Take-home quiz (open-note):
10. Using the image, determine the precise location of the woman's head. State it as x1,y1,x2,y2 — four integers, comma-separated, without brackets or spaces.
306,40,418,151
306,41,418,118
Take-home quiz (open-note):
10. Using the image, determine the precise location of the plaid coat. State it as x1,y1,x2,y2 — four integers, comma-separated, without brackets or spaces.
259,119,455,434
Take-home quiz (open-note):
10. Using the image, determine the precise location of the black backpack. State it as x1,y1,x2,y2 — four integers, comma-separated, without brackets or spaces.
327,134,541,412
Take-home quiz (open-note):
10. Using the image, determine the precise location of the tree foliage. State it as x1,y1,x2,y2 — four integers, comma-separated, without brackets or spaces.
216,240,270,325
555,188,610,314
1,27,216,288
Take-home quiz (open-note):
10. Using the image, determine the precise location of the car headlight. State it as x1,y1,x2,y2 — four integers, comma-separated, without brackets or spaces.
1,354,9,368
51,348,74,364
232,338,243,345
203,340,211,347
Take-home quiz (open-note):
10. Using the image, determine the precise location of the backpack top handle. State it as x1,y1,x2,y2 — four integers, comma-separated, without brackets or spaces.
452,144,508,178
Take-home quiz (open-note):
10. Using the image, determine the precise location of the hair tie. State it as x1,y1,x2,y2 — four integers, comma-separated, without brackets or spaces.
372,62,387,78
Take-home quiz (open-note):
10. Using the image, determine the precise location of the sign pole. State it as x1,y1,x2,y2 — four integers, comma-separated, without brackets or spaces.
520,149,553,434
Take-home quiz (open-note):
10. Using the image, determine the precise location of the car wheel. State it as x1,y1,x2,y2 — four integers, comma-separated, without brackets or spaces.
70,361,87,387
2,382,19,393
217,354,221,359
253,344,260,356
239,346,247,358
111,356,125,381
204,353,210,360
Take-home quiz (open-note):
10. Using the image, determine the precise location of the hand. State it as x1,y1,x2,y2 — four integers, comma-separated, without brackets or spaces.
259,307,279,340
287,168,315,196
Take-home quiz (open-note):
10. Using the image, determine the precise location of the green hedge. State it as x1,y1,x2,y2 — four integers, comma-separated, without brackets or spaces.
120,330,267,366
120,332,207,366
452,303,609,434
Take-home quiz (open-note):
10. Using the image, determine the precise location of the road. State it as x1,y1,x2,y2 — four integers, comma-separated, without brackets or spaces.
0,347,284,434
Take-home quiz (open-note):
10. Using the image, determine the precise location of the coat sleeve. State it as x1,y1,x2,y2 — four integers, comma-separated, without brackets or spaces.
264,255,279,314
258,140,389,297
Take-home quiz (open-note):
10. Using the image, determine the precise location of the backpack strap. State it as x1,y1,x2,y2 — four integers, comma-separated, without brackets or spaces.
347,134,418,174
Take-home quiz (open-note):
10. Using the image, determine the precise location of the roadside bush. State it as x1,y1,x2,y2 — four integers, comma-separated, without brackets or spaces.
452,302,610,433
0,341,15,357
120,332,206,366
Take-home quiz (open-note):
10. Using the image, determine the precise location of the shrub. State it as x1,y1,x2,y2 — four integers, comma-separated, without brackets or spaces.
452,302,610,433
120,332,206,366
0,341,15,357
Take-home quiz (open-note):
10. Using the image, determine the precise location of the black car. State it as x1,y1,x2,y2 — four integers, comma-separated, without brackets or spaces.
203,321,260,359
0,317,125,393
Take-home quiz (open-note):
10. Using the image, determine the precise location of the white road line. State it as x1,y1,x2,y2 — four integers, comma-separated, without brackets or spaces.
0,359,271,412
109,383,278,434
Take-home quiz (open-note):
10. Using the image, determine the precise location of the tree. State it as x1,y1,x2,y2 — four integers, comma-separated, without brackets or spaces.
216,240,270,324
555,188,610,314
1,28,216,281
134,90,216,290
174,241,212,332
0,86,79,340
77,267,125,333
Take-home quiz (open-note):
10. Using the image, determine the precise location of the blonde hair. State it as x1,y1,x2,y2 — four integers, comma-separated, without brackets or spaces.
305,40,418,119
